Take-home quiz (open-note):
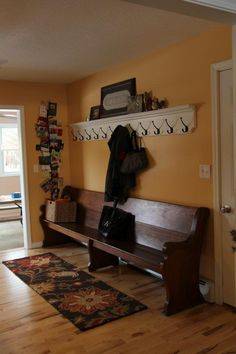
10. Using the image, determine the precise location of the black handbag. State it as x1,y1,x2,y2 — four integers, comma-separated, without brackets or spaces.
120,131,148,174
98,201,134,239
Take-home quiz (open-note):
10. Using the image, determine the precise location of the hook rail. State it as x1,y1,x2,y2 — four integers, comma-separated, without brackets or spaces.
70,104,196,142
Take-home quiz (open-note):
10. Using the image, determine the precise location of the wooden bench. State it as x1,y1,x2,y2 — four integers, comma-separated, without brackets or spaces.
40,187,210,315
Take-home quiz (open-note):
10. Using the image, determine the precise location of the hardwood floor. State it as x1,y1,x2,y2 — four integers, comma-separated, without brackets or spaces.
0,221,23,250
0,243,236,354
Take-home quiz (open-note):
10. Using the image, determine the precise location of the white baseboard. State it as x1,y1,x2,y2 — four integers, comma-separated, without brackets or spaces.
200,277,215,303
30,241,43,249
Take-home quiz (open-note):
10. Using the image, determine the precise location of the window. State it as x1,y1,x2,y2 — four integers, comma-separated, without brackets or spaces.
0,124,20,176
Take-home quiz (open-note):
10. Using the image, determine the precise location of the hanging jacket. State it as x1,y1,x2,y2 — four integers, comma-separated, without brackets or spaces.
105,125,135,203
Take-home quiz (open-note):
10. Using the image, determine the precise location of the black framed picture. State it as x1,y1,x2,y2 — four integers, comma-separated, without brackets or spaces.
48,102,57,116
100,78,136,118
89,105,100,120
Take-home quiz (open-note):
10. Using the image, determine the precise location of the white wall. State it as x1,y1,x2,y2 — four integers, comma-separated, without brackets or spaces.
0,176,20,195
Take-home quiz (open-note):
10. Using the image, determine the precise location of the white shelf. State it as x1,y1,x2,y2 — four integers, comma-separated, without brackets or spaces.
70,104,196,141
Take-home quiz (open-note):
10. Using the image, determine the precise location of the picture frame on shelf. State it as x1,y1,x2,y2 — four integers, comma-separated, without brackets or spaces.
100,78,136,118
89,105,100,120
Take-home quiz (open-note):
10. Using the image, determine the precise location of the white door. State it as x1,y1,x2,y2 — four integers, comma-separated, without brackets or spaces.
218,67,236,307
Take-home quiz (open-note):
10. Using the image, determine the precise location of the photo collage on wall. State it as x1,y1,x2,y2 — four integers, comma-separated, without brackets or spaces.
35,102,64,200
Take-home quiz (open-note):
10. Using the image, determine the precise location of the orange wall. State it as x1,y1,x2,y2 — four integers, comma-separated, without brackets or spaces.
67,26,232,280
0,81,70,243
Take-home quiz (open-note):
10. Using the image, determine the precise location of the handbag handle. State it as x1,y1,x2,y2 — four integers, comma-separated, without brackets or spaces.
110,198,119,219
131,131,145,151
131,131,140,151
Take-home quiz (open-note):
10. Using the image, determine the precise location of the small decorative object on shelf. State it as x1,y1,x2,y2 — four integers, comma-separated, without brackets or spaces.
35,101,64,200
143,91,168,111
143,91,153,111
89,105,100,120
127,92,168,114
127,94,143,114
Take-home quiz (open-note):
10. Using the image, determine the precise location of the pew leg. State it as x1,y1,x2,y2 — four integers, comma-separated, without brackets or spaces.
162,252,204,316
88,240,119,272
39,206,71,247
42,226,71,247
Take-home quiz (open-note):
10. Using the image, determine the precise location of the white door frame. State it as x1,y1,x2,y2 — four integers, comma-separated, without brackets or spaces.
0,105,31,249
211,59,233,304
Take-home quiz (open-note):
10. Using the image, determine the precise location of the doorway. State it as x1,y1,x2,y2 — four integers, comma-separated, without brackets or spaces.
0,106,31,250
212,60,236,307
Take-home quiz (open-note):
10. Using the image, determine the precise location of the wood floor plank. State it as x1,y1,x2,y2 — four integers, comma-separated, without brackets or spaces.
0,244,236,354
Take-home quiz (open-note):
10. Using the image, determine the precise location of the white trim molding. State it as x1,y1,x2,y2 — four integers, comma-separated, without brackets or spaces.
183,1,236,14
30,241,43,249
232,25,236,305
211,59,232,304
0,105,32,250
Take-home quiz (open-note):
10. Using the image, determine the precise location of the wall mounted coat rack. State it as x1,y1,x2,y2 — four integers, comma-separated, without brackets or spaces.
70,104,196,142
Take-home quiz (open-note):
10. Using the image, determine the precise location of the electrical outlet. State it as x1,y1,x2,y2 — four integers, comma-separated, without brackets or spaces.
199,164,210,179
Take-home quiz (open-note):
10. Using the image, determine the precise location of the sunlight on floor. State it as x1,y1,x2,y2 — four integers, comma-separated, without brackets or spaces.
0,221,23,250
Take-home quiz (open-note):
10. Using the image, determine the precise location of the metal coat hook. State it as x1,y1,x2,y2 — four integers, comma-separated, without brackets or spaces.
139,122,150,136
109,126,113,134
100,127,107,139
128,123,137,133
165,119,175,134
78,130,84,141
152,120,163,135
91,128,99,140
71,129,78,141
180,117,189,133
84,129,91,140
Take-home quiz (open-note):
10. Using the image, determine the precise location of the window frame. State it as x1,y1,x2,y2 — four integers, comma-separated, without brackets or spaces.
0,123,21,177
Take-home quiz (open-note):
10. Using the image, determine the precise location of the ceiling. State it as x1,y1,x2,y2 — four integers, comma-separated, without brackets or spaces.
0,0,230,84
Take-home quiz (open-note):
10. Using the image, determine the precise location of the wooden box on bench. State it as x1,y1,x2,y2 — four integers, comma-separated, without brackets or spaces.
45,199,77,223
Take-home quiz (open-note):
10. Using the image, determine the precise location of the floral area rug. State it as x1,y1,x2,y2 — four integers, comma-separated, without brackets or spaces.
3,253,147,331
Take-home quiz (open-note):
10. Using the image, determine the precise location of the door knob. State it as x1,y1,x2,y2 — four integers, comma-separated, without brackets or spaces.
220,204,231,213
